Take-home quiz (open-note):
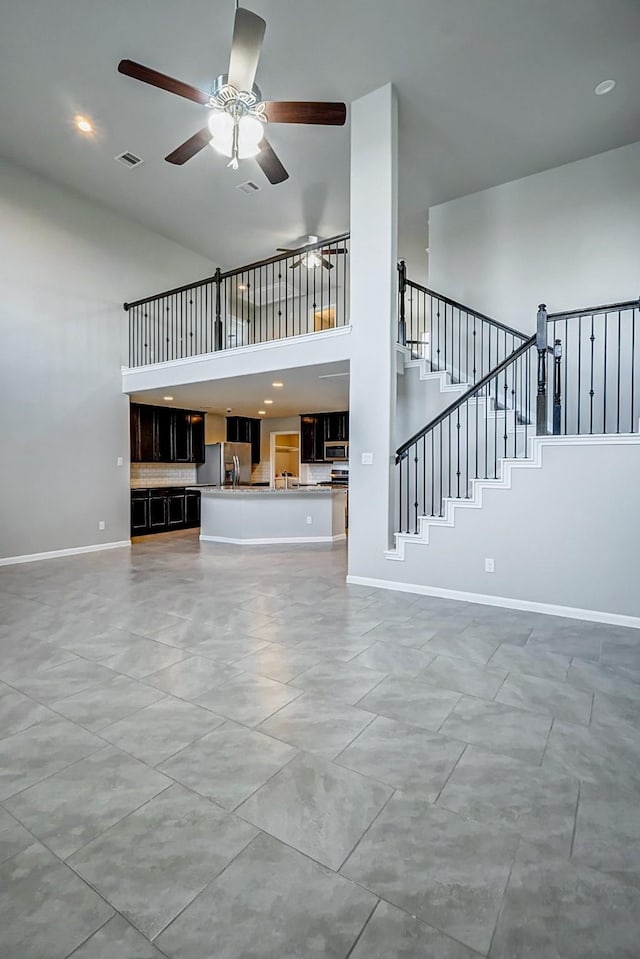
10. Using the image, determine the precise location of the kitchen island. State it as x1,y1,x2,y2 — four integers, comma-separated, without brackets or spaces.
192,486,347,545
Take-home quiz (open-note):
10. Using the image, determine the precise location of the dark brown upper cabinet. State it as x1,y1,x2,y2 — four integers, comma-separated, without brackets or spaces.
226,416,261,464
130,403,206,463
300,411,349,463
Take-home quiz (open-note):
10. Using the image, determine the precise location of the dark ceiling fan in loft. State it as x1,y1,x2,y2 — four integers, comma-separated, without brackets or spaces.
276,235,348,271
117,5,347,185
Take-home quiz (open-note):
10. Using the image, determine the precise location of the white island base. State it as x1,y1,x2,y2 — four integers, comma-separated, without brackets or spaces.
195,487,347,545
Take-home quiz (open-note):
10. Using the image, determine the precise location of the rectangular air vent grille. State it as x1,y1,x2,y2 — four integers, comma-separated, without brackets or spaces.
236,180,260,194
114,151,144,168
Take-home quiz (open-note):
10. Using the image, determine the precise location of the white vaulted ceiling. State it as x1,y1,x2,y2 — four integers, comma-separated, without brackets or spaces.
1,0,639,277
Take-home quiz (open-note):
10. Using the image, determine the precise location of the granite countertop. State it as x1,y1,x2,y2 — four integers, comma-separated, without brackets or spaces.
191,485,346,495
130,483,211,490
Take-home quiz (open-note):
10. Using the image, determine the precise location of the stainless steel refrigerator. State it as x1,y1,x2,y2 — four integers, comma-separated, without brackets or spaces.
196,442,252,486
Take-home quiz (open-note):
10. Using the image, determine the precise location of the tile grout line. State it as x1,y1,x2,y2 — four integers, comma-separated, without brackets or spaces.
569,780,582,859
432,742,469,806
336,786,398,874
343,898,381,959
486,837,520,959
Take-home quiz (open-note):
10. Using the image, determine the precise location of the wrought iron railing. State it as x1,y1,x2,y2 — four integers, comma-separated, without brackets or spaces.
125,233,350,367
395,296,640,534
397,261,528,387
546,299,639,436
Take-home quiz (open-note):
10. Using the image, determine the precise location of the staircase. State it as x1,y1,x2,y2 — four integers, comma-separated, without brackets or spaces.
391,277,640,558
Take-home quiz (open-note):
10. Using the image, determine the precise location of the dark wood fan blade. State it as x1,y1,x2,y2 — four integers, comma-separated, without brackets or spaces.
263,101,347,125
255,137,289,185
289,258,304,269
321,248,348,254
118,60,211,105
165,128,213,165
321,257,334,271
227,7,266,92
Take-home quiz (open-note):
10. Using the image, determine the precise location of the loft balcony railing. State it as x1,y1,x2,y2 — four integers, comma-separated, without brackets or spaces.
395,293,640,534
125,233,350,368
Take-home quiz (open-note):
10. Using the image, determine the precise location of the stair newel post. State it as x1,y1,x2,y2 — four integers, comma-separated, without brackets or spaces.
552,338,563,435
536,303,548,435
397,260,407,346
214,267,223,352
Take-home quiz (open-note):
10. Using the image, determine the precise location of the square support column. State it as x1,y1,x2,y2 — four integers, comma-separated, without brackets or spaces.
347,84,398,580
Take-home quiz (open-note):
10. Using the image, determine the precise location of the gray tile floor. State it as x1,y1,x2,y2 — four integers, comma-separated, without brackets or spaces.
1,531,640,958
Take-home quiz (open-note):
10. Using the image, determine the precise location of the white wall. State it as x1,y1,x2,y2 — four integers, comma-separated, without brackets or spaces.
347,84,398,576
0,160,214,561
429,141,640,330
380,437,640,622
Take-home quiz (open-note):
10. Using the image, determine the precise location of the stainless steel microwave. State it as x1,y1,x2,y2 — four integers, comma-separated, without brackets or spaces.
324,441,349,461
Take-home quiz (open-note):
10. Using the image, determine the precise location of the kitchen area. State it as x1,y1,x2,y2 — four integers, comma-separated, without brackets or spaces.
129,394,349,545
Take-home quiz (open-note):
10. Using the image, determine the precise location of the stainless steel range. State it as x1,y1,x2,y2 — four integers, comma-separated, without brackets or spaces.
318,468,349,488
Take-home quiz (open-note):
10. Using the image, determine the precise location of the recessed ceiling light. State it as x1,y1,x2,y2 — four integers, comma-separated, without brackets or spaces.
272,382,284,388
75,115,94,134
258,410,266,415
163,396,174,401
594,79,616,96
238,284,247,290
264,399,273,404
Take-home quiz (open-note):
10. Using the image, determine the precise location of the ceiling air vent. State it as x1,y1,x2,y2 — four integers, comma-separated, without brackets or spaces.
236,180,261,195
114,151,144,169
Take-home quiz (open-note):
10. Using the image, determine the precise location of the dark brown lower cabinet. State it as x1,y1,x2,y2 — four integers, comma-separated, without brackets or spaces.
131,488,200,536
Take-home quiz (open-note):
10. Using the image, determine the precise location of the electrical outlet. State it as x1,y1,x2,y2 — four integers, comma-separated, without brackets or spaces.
116,456,124,467
362,452,373,465
306,516,312,525
98,521,106,531
484,558,495,573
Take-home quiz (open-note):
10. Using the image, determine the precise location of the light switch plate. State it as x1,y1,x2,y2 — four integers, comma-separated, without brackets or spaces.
361,452,373,465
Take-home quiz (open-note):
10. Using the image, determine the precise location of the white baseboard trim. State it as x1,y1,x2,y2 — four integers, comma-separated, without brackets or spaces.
346,574,640,629
200,533,346,546
0,540,131,568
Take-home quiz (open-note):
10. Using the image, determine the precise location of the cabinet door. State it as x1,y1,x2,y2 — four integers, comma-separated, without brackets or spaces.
130,494,149,535
155,407,173,462
148,494,167,529
249,418,261,464
136,405,156,462
190,413,205,463
130,406,142,462
314,417,326,461
167,492,186,526
226,417,240,442
300,416,317,463
173,411,192,462
325,412,348,442
185,492,201,526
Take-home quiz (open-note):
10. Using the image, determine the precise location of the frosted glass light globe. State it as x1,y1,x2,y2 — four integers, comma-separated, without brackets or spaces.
237,115,264,158
208,111,234,157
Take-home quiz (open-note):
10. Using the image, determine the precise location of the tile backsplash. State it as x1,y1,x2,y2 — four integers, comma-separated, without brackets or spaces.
130,463,198,488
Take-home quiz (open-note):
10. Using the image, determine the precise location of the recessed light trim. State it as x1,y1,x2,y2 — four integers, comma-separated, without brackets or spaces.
594,79,616,96
272,382,284,388
258,410,266,415
163,396,174,401
75,115,94,134
264,399,273,404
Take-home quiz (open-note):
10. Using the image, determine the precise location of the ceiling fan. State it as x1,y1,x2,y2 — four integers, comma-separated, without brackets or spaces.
276,236,348,271
117,4,347,185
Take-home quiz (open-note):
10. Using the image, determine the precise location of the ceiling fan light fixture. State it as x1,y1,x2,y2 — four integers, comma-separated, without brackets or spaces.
208,108,264,160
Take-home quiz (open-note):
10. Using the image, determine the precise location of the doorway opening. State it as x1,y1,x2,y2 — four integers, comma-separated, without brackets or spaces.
270,431,301,488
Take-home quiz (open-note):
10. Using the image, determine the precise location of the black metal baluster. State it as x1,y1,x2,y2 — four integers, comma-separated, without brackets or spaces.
431,430,435,516
631,305,636,433
603,311,608,433
616,310,621,433
414,444,419,533
456,408,461,498
589,314,595,433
